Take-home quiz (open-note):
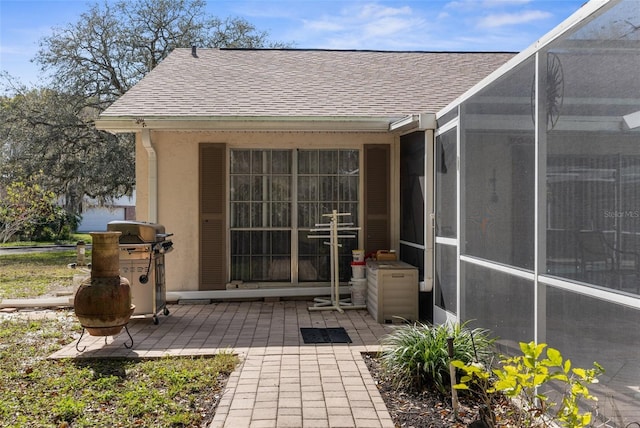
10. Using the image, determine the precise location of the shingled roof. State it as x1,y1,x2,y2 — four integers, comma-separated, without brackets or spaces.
99,48,514,123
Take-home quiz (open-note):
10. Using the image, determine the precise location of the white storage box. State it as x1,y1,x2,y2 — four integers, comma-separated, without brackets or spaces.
366,260,418,324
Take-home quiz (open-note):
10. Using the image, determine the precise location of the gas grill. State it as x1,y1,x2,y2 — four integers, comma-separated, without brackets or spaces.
107,220,174,324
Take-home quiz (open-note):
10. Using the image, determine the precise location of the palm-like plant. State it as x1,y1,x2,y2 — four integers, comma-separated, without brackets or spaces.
379,321,494,395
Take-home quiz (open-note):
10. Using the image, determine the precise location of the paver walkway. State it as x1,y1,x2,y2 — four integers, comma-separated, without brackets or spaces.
50,300,396,428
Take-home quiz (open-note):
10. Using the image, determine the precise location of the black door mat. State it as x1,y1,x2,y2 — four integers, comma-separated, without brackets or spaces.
300,327,352,344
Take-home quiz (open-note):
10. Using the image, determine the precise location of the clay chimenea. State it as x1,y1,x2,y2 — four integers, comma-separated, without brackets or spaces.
74,232,134,339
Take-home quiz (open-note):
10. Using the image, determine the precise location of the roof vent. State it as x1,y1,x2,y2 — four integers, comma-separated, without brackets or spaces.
191,46,198,58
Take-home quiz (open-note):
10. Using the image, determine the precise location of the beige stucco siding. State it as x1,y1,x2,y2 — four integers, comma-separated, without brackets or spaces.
135,130,399,292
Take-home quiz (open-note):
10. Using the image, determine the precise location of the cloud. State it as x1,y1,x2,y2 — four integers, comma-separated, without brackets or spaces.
356,4,413,19
300,3,428,49
362,16,414,38
304,19,345,32
482,0,532,6
446,0,532,10
477,10,552,28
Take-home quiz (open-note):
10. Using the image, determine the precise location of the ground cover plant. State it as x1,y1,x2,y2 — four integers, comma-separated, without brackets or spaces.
365,352,518,427
368,321,519,427
0,251,78,299
0,314,237,427
454,341,604,428
0,249,238,427
372,322,609,427
378,321,495,395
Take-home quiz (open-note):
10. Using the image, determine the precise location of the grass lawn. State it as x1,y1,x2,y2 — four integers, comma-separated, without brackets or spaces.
0,250,80,299
0,233,93,248
0,249,239,427
0,233,93,299
0,316,237,427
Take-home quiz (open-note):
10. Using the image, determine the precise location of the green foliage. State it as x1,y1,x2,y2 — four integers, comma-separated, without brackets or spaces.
52,396,86,423
0,88,136,215
35,0,293,104
379,321,494,395
0,250,77,299
0,174,59,243
30,211,79,242
0,232,90,247
0,317,238,427
1,1,292,218
454,341,604,427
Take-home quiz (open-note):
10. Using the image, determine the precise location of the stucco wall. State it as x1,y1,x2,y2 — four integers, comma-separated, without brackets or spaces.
136,130,398,292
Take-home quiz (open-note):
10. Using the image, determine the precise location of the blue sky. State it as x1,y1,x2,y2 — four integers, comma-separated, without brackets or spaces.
1,0,587,85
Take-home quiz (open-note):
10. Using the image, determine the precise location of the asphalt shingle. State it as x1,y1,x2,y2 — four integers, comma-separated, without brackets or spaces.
100,48,515,119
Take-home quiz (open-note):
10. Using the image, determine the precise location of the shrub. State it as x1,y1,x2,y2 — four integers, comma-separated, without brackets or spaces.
379,321,494,395
31,208,79,242
454,341,604,427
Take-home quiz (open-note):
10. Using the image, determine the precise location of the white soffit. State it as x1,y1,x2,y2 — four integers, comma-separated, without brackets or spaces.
94,116,398,133
389,113,436,134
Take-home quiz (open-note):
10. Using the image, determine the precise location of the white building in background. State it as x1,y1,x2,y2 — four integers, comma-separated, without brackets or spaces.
77,191,136,232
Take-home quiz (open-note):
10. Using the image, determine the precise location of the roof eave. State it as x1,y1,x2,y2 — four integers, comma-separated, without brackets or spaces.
94,116,404,133
389,113,437,134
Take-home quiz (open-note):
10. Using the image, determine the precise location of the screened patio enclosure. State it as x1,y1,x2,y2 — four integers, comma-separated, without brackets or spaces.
433,0,640,423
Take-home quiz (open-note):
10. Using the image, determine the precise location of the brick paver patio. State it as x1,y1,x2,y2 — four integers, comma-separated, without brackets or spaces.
49,300,396,428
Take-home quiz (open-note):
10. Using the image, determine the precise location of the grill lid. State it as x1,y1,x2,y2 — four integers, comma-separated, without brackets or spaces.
107,221,170,244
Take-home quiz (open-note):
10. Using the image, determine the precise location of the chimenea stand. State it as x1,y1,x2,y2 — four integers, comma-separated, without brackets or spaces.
74,231,135,352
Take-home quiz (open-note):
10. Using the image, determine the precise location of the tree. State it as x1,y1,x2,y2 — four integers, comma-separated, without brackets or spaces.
35,0,290,108
0,88,134,213
0,0,290,223
0,174,59,243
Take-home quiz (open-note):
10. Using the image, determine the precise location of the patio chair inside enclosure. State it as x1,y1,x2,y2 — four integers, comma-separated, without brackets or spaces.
577,230,640,291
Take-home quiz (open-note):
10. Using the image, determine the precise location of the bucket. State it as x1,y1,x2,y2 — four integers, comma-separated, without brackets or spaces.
350,277,367,306
351,261,366,279
352,249,365,262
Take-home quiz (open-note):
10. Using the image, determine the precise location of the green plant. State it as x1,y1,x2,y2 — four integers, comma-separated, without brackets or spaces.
379,321,494,395
0,250,77,298
52,396,86,423
31,208,79,242
0,174,59,243
454,341,604,427
0,316,238,427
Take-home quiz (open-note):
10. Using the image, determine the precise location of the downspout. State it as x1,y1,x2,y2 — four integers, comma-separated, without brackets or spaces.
424,129,435,293
141,129,158,223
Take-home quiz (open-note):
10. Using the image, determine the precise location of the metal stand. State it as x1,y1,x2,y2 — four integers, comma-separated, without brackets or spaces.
75,324,134,352
308,210,366,313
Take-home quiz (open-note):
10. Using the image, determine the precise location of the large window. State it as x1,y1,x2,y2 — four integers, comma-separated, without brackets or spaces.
230,149,359,283
230,150,292,281
297,149,359,282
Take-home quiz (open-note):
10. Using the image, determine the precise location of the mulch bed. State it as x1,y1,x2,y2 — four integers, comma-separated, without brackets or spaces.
363,353,519,428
